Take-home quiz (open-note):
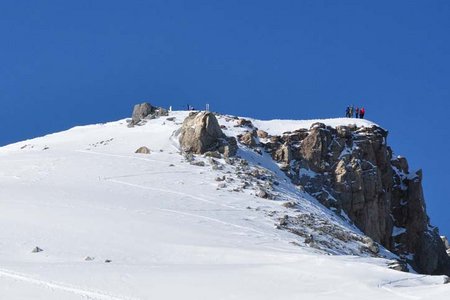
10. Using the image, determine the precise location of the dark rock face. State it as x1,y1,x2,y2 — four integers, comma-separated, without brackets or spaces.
179,112,237,157
391,165,450,275
261,123,449,275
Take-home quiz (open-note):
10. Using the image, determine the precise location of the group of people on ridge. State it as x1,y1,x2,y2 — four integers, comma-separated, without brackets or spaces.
346,105,365,119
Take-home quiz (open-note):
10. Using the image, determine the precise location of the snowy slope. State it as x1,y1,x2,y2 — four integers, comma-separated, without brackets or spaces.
0,111,448,299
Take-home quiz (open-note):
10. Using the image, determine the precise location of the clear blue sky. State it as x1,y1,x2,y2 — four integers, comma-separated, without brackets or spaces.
1,1,449,236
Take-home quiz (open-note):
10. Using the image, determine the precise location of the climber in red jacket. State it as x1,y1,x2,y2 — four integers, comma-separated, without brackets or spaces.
360,107,365,119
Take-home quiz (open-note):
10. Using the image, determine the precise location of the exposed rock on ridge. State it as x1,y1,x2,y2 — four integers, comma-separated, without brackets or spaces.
179,111,237,157
129,102,168,126
253,121,449,275
175,111,448,275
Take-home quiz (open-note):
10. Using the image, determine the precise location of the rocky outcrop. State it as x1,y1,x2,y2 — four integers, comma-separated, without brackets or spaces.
131,103,153,125
442,236,450,256
274,143,292,165
129,102,168,126
259,122,449,275
179,112,237,157
176,112,448,274
235,118,254,128
238,132,257,147
391,165,449,275
257,130,269,139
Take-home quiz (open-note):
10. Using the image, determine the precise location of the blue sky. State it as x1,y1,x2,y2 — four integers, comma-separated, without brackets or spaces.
1,1,449,236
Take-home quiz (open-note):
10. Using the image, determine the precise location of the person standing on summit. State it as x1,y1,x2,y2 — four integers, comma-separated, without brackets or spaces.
349,105,354,118
345,106,350,118
360,107,365,119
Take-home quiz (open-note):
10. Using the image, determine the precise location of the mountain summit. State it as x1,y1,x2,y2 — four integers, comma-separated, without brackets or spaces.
0,104,449,299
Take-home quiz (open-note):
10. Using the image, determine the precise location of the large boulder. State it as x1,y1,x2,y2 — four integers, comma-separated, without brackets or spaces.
239,132,257,147
179,112,236,157
131,103,153,125
129,102,169,126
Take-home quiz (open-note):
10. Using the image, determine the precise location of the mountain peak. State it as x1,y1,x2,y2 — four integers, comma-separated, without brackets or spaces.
0,106,449,299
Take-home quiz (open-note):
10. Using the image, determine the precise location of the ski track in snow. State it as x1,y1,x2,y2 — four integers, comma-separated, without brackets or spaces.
157,207,266,235
77,148,244,210
0,268,139,300
76,149,174,164
107,178,267,235
79,145,285,238
106,178,238,210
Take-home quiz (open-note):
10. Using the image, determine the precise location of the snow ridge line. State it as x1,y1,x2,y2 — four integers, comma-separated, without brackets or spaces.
0,268,139,300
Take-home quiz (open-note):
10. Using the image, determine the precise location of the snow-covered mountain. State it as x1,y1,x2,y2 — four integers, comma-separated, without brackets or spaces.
0,108,449,299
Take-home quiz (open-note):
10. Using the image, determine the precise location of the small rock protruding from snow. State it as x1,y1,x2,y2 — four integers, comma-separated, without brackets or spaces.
217,183,227,189
304,234,314,245
256,188,270,199
203,151,221,159
32,247,43,253
84,256,95,261
282,201,297,208
363,236,380,254
238,132,257,147
257,129,269,139
190,161,205,167
279,215,289,226
215,176,226,182
135,146,151,154
388,260,408,272
235,118,254,128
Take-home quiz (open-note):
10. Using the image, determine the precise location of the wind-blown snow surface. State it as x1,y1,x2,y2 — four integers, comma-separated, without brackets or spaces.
0,111,448,299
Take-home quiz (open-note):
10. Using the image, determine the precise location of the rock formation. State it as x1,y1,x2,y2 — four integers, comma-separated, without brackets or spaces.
176,110,448,274
442,236,450,256
179,111,237,157
238,132,257,147
129,102,168,126
257,122,449,275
